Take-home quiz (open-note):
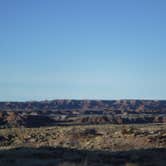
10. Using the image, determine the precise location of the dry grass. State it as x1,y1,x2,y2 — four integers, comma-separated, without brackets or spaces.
0,124,166,151
0,124,166,165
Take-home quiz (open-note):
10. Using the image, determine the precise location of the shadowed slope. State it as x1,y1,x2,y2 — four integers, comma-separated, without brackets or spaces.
0,146,166,166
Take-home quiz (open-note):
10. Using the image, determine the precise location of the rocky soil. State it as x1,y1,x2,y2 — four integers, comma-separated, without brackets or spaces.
0,124,166,166
0,124,166,151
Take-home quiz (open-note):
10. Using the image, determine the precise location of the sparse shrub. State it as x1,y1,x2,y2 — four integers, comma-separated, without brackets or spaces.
78,128,99,138
125,163,139,166
121,127,135,135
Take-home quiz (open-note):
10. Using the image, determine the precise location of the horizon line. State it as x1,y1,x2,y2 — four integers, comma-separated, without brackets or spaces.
0,98,166,102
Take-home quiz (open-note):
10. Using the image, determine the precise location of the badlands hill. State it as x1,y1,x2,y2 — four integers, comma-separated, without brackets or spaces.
0,100,166,127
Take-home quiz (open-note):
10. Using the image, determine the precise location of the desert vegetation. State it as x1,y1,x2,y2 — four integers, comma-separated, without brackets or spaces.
0,124,166,151
0,124,166,165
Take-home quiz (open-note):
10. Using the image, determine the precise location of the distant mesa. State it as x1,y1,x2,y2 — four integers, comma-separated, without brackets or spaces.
0,100,166,127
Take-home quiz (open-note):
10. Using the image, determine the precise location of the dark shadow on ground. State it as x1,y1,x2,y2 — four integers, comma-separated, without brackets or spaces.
0,147,166,166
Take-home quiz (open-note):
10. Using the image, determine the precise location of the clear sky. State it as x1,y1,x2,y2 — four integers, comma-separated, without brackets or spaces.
0,0,166,101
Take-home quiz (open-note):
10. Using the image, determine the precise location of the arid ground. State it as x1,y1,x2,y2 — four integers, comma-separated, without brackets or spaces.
0,123,166,166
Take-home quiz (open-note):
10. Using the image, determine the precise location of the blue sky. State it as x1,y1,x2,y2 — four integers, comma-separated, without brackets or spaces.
0,0,166,101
